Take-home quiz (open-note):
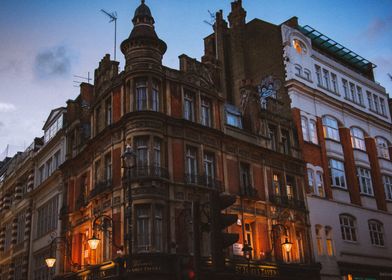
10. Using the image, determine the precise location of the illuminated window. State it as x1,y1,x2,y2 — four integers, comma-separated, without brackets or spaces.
273,174,281,195
325,226,334,256
315,225,323,255
293,39,307,54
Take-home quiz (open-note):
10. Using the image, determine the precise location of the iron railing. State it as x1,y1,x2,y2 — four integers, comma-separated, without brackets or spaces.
126,166,169,180
184,173,222,191
89,179,112,199
269,194,306,210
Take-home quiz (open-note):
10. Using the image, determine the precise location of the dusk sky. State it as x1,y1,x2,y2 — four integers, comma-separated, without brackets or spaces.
1,0,391,159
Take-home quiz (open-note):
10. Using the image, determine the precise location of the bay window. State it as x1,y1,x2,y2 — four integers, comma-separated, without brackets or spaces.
329,159,346,188
350,127,366,151
322,116,340,141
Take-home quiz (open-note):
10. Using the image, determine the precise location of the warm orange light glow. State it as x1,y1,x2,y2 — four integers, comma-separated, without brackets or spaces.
88,236,100,250
45,257,56,268
282,237,293,253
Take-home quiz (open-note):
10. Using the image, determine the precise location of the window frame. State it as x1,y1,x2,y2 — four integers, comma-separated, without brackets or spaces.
350,127,366,151
339,214,357,242
368,220,384,247
322,116,340,141
329,158,346,189
357,167,373,196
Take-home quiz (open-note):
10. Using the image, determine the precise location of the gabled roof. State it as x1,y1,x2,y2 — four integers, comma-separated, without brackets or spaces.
42,107,66,130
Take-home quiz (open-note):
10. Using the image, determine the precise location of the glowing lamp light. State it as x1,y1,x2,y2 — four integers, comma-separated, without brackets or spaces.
45,257,56,268
282,237,293,253
88,235,100,250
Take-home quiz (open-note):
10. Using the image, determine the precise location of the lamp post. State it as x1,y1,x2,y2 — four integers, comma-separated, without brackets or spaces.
242,241,253,273
122,144,136,273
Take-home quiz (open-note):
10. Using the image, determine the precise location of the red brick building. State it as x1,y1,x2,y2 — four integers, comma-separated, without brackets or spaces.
57,1,320,280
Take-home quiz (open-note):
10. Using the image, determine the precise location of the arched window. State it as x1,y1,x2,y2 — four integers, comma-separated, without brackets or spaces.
292,39,307,54
322,116,339,141
350,127,366,151
376,137,390,159
368,220,384,246
294,64,302,76
339,214,357,242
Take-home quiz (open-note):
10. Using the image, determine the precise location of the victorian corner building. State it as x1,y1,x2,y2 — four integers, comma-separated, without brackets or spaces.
1,1,392,280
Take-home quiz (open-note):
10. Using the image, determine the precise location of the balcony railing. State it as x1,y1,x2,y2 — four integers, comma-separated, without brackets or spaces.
89,179,112,199
125,166,169,181
184,173,222,191
240,185,258,198
269,194,306,210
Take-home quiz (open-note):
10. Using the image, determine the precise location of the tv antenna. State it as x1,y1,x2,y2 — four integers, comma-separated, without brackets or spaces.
388,73,392,81
203,10,216,27
101,9,118,61
73,72,91,87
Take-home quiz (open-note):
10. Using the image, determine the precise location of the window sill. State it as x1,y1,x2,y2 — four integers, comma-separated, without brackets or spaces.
360,193,375,198
352,147,367,153
342,240,359,244
317,84,340,96
303,140,320,147
343,97,366,108
331,185,348,191
324,137,341,143
369,109,388,118
294,73,313,83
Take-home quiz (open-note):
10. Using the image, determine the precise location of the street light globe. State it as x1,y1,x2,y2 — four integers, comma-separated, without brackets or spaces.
45,257,56,268
282,237,293,253
88,235,100,250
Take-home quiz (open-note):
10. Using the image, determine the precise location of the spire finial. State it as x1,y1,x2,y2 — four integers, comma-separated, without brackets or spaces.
141,0,145,4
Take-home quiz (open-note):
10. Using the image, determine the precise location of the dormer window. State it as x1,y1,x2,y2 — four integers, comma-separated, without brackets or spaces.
44,114,63,143
293,39,307,54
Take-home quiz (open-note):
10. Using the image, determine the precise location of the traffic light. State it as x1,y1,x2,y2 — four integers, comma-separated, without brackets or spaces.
211,192,239,270
179,256,196,280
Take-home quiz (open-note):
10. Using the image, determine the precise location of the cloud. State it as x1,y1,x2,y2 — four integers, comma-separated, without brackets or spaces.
362,15,392,41
33,45,73,79
0,59,21,74
0,102,16,112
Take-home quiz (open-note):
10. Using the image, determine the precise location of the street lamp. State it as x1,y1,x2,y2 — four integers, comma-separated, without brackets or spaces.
45,236,72,269
269,224,293,261
242,241,253,273
87,214,123,251
122,144,136,272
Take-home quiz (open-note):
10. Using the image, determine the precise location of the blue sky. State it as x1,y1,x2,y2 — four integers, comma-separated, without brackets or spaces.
0,0,391,158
